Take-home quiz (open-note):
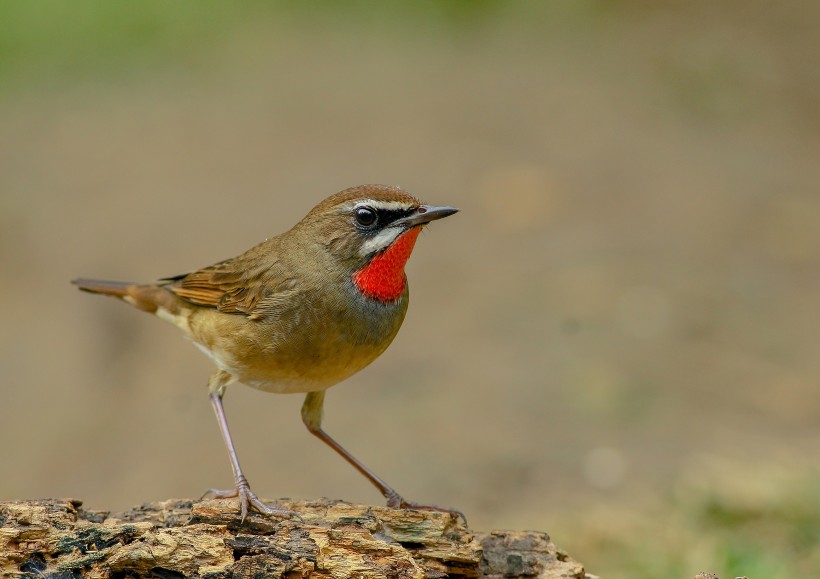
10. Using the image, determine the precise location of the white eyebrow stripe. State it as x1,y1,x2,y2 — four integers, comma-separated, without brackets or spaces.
354,200,415,212
358,227,403,256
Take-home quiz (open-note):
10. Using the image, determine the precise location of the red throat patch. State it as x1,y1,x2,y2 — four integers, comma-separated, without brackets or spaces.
353,227,422,302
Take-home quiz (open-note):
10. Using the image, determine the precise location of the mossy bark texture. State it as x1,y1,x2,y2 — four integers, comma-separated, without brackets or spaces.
0,498,594,578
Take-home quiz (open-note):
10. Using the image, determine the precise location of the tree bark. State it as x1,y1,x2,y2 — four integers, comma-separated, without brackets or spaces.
0,497,595,578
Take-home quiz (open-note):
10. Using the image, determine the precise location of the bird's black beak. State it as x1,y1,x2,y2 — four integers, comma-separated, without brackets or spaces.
398,205,459,228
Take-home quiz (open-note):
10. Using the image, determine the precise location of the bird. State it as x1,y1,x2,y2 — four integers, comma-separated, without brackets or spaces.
73,184,461,522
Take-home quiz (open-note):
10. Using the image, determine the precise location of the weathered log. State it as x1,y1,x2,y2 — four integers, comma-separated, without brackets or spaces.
0,497,595,578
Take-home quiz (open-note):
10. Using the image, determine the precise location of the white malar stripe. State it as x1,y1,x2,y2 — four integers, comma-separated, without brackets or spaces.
358,227,403,256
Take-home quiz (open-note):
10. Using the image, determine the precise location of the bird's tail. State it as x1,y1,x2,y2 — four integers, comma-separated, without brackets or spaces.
72,278,135,298
72,277,189,322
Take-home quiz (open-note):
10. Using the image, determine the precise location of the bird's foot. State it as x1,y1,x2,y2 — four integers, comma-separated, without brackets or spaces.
385,491,467,525
202,479,302,522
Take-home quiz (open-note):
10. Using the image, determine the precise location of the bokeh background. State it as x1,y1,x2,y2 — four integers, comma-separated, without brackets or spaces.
2,2,819,577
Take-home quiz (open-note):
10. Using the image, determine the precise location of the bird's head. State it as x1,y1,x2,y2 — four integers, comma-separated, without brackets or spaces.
292,184,458,303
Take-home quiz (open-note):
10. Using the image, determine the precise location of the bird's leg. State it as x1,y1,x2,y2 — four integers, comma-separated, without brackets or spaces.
301,391,467,524
205,370,298,521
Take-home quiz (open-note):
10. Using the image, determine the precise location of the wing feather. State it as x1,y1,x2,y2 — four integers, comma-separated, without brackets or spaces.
162,239,293,317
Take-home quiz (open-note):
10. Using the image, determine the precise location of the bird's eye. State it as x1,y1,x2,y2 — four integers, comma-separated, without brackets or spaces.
354,206,378,227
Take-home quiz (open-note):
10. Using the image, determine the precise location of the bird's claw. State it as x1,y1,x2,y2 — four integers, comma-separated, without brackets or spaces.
400,500,468,526
202,484,302,522
385,491,467,525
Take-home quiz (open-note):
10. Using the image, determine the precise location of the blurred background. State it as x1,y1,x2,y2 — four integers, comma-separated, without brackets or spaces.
1,1,818,577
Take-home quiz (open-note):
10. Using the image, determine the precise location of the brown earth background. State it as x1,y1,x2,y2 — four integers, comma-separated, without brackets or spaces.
1,2,818,576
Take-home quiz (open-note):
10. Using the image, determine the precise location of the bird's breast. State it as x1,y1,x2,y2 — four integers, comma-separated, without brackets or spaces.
188,283,409,394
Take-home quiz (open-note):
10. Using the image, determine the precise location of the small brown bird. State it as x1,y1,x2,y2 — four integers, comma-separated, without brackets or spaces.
74,184,460,521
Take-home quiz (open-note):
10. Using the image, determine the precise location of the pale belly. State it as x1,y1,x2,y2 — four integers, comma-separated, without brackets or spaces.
185,287,408,394
191,336,387,394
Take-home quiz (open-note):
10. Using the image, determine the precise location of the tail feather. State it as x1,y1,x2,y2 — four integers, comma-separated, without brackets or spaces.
73,277,189,320
72,278,134,298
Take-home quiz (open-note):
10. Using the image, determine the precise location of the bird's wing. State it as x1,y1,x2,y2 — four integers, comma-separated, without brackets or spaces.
163,240,292,317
